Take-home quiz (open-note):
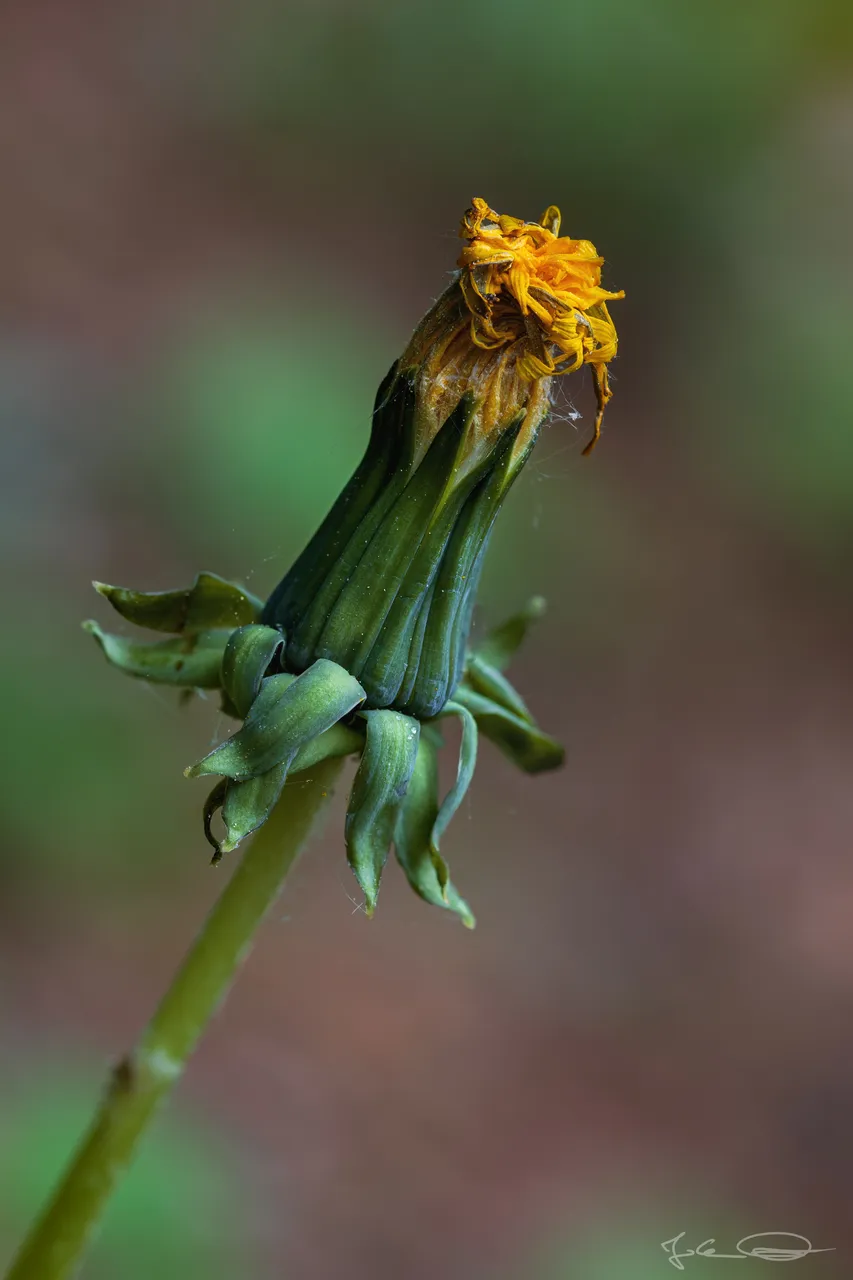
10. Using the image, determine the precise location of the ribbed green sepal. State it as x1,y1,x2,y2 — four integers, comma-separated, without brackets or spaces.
262,364,537,719
263,368,415,657
402,425,529,717
308,395,477,679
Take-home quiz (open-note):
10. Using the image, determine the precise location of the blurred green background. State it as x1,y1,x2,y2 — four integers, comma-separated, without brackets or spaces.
2,1,853,1276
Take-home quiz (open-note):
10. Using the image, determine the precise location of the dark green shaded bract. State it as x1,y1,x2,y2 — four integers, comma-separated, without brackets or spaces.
220,625,284,719
345,710,421,913
394,727,475,927
432,701,478,854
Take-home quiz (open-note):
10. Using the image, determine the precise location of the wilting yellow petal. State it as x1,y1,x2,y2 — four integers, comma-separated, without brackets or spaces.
400,198,623,462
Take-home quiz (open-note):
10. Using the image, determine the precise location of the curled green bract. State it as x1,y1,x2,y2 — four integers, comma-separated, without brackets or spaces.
432,701,478,855
453,686,565,774
345,710,421,914
83,622,233,689
94,572,263,634
220,624,284,719
86,570,563,921
395,726,475,928
186,659,365,780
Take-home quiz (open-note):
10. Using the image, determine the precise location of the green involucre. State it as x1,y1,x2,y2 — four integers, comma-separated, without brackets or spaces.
262,367,533,719
86,431,563,924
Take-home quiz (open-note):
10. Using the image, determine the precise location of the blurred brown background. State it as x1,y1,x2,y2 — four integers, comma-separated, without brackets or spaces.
2,1,853,1277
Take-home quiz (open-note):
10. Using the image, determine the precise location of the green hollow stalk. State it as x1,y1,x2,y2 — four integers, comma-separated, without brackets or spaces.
4,756,344,1280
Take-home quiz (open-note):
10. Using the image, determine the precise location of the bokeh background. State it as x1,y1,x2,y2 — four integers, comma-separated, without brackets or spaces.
2,1,853,1276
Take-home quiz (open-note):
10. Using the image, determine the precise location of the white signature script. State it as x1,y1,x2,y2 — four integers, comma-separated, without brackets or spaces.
661,1232,835,1270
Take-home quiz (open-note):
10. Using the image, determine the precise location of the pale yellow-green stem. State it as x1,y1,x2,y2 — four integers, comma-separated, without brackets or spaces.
4,757,344,1280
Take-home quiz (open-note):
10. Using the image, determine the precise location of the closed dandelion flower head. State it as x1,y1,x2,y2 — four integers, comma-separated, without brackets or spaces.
87,198,623,923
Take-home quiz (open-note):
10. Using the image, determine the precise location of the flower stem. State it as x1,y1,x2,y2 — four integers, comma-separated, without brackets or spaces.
4,757,344,1280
